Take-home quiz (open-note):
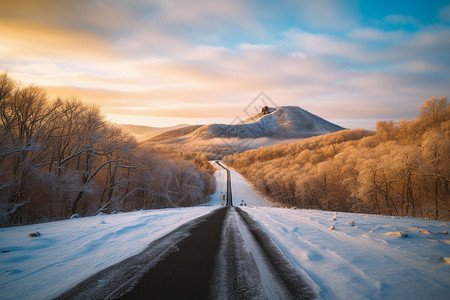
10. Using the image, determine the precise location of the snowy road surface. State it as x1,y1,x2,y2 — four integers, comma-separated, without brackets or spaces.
0,207,217,299
1,161,449,299
56,162,314,299
57,207,230,299
227,164,269,207
57,207,314,299
211,207,314,299
203,160,269,207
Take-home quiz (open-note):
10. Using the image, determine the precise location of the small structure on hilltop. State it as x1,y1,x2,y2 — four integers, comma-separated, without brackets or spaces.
261,106,270,115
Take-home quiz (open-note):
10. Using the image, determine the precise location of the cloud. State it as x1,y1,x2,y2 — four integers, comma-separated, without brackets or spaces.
383,15,421,26
440,5,450,23
348,27,450,73
109,105,242,118
1,0,449,129
9,22,448,128
349,27,403,41
151,0,255,29
395,60,447,73
0,0,138,33
292,0,358,31
0,20,118,63
12,63,64,75
283,29,367,62
42,85,255,120
385,29,450,69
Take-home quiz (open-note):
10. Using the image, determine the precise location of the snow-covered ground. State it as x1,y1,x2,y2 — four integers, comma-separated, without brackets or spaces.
202,161,227,206
203,160,268,207
0,207,217,300
242,207,450,299
227,164,269,207
1,162,449,299
223,160,450,299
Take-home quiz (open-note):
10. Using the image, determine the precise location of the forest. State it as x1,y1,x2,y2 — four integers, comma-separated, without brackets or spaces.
225,97,450,221
0,73,215,226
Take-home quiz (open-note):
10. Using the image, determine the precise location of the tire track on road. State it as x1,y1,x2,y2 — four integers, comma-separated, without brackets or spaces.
56,163,315,300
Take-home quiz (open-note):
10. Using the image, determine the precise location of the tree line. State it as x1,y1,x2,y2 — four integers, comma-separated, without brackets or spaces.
225,97,450,221
0,73,215,226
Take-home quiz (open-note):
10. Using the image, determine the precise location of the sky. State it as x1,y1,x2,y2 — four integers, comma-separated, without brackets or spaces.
1,0,449,129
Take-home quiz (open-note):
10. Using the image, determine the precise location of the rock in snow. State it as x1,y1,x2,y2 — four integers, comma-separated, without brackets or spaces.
27,232,41,237
384,231,407,237
408,227,431,235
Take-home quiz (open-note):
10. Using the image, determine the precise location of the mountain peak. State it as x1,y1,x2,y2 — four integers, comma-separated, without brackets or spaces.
239,106,277,124
200,105,344,139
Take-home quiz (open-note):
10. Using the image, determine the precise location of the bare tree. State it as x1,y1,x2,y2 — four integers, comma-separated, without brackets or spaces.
0,72,215,225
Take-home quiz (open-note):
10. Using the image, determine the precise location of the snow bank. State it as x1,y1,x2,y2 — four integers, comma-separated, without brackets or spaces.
202,161,227,206
243,207,450,299
204,160,269,207
0,206,217,300
227,166,269,207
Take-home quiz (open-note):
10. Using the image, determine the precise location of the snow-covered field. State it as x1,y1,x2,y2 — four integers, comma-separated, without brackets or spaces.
0,207,217,300
243,207,450,299
202,161,228,206
203,160,268,207
228,166,269,207
1,161,449,299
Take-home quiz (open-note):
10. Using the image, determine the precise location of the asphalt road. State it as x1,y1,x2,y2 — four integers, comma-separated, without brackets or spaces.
210,207,315,299
215,161,232,207
119,207,228,299
55,164,314,300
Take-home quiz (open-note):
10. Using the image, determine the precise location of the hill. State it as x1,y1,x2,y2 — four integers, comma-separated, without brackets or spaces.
195,106,344,139
117,124,191,141
142,106,345,156
143,125,203,143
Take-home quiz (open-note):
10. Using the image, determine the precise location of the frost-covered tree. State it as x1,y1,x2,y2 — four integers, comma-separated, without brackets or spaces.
0,73,215,226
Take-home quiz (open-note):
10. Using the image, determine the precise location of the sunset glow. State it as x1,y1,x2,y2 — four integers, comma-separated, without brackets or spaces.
1,0,449,128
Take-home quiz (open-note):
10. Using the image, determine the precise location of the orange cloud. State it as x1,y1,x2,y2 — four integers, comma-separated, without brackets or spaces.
108,105,242,119
0,20,116,62
42,84,251,118
19,84,246,129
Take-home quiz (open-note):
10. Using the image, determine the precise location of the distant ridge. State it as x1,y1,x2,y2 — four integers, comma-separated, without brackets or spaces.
118,123,191,142
144,125,203,143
